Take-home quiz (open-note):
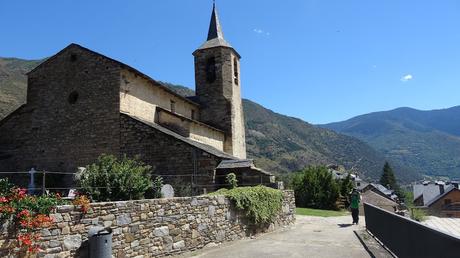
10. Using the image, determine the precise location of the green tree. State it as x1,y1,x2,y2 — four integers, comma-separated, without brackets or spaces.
292,166,340,210
340,173,354,197
75,154,154,201
380,162,398,190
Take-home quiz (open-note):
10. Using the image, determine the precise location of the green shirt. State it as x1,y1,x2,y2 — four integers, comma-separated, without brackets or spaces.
350,192,360,209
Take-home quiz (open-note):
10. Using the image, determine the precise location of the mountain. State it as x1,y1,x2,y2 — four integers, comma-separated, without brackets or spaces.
0,57,419,182
0,57,43,118
241,100,418,181
323,107,460,179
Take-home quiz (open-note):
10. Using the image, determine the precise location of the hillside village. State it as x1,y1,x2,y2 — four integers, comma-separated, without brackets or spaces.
1,2,460,258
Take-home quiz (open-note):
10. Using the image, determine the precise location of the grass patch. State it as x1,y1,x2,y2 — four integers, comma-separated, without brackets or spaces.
296,207,349,217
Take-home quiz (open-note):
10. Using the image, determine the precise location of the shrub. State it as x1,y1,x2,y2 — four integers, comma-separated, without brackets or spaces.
72,194,91,213
410,208,427,222
210,186,283,224
168,176,192,197
292,166,340,210
145,176,164,199
0,185,64,253
0,178,13,196
75,154,153,201
226,173,238,189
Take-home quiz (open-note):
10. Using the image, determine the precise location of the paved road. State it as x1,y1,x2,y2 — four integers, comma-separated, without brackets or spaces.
177,215,370,258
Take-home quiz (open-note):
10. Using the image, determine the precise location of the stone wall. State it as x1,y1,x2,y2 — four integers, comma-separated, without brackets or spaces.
0,191,295,258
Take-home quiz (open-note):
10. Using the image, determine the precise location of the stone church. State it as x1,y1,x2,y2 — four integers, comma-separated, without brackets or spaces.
0,4,273,193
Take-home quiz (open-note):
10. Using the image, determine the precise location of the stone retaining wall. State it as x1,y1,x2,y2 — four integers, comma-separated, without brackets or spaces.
0,190,295,258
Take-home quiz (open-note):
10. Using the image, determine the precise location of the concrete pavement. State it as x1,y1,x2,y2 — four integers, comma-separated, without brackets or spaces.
175,215,370,258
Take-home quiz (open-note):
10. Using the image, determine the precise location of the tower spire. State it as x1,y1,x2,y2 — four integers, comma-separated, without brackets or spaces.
195,1,237,52
207,2,224,40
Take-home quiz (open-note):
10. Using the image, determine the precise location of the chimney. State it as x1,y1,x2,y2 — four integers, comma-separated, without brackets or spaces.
439,184,445,194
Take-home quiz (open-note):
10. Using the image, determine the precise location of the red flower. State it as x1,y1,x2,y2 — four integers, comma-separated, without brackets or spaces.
0,196,8,203
10,187,27,200
0,205,15,214
19,220,31,228
18,233,33,246
17,209,30,218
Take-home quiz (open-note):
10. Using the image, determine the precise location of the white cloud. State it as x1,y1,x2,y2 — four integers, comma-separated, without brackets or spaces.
253,28,270,36
401,74,413,82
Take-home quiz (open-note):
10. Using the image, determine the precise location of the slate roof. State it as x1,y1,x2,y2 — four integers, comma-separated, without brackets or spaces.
122,112,235,160
250,166,274,176
372,183,394,196
194,3,240,57
357,182,370,191
198,3,231,50
216,159,273,176
413,183,452,206
216,159,254,169
426,186,457,207
362,190,398,208
360,183,398,202
156,106,224,133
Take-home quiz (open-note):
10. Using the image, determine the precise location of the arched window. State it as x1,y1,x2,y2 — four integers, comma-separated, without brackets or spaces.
206,57,216,83
233,57,239,85
68,91,79,104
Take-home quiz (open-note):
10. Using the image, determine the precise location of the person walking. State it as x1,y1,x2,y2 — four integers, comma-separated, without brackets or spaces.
350,189,361,225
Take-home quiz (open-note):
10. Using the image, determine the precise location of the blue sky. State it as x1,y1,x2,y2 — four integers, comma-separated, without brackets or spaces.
1,0,459,124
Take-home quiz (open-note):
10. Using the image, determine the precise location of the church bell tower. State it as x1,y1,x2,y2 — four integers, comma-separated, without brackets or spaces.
193,3,246,159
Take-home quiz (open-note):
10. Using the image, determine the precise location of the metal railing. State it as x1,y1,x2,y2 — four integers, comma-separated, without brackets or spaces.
0,170,275,197
364,203,460,258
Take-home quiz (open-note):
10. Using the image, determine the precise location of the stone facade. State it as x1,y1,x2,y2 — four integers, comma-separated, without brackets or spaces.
0,45,121,173
119,114,228,195
119,69,199,127
193,47,246,159
0,191,295,258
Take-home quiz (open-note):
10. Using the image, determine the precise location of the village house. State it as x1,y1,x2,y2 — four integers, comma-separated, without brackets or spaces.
423,187,460,218
414,182,460,218
413,181,459,206
358,183,399,214
0,4,273,194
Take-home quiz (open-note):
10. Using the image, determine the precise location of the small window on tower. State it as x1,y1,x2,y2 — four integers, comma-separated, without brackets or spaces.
191,110,196,120
206,57,216,83
170,100,176,113
233,57,239,85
